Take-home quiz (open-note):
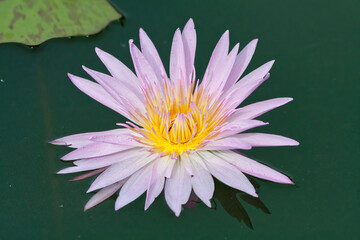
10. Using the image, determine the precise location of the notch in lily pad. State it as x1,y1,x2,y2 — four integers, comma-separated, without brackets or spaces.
0,0,123,46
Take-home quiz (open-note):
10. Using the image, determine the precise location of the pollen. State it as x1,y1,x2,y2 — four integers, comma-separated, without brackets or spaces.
124,75,233,158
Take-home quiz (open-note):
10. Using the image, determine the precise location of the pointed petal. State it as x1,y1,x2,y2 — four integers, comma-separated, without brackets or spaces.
90,134,143,147
82,66,145,114
207,43,239,94
84,181,125,211
228,60,274,106
87,152,154,192
202,136,252,150
214,120,268,140
182,18,196,79
50,128,131,149
170,28,186,87
164,159,192,216
188,153,214,207
223,39,258,91
129,40,159,86
58,148,143,173
235,133,299,147
139,28,167,79
227,98,293,121
213,150,294,184
94,47,141,90
199,151,258,197
61,142,135,161
67,73,125,115
204,31,229,84
69,168,105,181
180,154,193,175
144,156,172,210
115,162,154,210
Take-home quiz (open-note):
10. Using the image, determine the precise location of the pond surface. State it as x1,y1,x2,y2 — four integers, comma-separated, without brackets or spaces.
0,0,359,239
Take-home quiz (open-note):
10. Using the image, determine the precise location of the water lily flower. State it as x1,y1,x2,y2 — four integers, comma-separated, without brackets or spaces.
51,19,298,216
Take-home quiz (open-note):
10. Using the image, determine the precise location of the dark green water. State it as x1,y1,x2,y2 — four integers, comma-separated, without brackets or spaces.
1,0,359,239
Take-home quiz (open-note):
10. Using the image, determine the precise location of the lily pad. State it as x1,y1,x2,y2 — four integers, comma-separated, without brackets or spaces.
0,0,123,46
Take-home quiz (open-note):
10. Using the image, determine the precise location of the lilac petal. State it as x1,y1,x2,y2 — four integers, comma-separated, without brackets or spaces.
50,128,130,149
227,60,274,106
61,142,135,161
129,40,159,86
90,134,143,147
170,28,186,87
67,73,125,115
139,28,167,80
202,136,252,150
227,98,293,121
87,152,154,192
208,43,239,94
188,153,214,207
214,120,268,140
181,18,196,79
204,31,229,84
235,133,299,147
223,39,258,91
82,66,145,113
144,156,172,210
69,168,105,181
213,151,294,184
180,154,193,175
58,148,143,173
84,180,125,211
198,151,258,197
165,159,192,216
115,162,154,210
94,48,141,91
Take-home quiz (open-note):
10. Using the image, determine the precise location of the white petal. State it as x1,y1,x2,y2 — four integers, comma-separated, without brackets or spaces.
198,151,257,197
180,154,193,175
87,152,154,192
115,162,154,210
234,133,299,147
227,98,293,121
50,128,130,149
188,153,214,207
144,156,173,210
164,159,192,216
84,180,125,211
213,150,294,184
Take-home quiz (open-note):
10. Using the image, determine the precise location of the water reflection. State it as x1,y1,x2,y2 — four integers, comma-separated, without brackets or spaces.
212,178,270,229
87,176,269,228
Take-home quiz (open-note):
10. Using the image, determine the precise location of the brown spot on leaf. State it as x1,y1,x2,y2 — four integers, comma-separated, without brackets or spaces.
9,5,26,29
27,23,44,43
38,8,52,23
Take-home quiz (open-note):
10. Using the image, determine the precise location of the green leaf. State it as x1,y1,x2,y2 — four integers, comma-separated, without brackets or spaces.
0,0,123,46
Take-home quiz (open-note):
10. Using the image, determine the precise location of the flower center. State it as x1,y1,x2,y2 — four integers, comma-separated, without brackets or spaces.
125,79,232,158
